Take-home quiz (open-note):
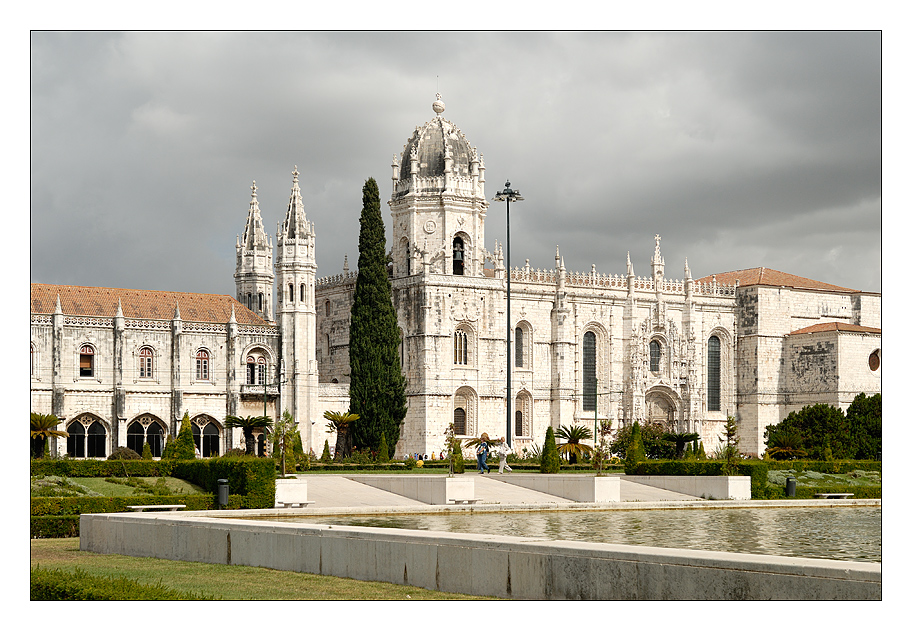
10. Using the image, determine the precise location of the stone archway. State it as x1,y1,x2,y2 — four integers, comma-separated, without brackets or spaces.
645,391,676,430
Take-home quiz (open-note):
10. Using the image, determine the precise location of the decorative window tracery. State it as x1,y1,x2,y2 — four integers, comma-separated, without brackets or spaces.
139,347,154,379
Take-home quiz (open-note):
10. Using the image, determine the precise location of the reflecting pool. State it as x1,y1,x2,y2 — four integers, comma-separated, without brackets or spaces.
276,506,881,563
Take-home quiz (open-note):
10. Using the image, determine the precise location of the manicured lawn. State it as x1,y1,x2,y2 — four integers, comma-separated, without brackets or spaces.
30,538,495,600
31,475,206,497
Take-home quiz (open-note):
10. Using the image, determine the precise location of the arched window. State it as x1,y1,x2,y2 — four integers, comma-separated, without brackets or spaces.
196,349,210,381
453,237,465,275
515,327,524,368
258,292,264,311
146,423,164,457
325,300,331,316
127,421,145,454
139,347,154,379
192,420,221,457
515,391,532,437
246,293,252,309
454,407,467,435
66,421,85,458
405,240,411,275
650,340,662,373
454,330,468,365
247,354,268,385
707,335,721,411
87,421,106,458
79,344,95,378
583,332,596,411
31,344,36,377
289,284,294,302
300,283,305,303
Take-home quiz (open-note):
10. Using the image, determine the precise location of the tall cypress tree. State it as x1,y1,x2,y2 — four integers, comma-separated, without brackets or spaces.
349,177,407,454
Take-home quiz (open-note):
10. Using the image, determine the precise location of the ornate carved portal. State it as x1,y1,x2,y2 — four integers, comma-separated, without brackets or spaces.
645,391,676,430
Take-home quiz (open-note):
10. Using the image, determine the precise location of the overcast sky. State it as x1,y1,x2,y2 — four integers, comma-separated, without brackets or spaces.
30,31,882,296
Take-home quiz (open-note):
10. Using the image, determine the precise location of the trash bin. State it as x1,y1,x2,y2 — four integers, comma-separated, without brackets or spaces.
785,476,797,497
218,479,229,508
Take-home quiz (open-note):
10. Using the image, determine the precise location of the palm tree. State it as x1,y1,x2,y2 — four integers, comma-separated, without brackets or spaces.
555,424,594,465
225,415,272,456
324,411,360,460
765,430,807,460
30,412,68,459
662,432,700,459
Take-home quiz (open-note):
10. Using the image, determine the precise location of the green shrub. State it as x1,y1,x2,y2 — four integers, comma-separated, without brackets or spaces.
320,440,332,463
377,434,390,463
107,446,141,460
171,456,275,509
846,393,881,460
163,413,196,460
31,567,214,600
141,443,153,460
540,426,561,474
32,459,174,478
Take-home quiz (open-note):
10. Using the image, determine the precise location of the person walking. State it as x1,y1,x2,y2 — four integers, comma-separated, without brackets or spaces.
476,433,490,474
497,437,513,473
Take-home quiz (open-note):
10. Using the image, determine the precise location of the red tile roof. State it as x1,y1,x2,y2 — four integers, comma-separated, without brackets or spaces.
695,267,858,293
788,322,881,336
31,284,269,326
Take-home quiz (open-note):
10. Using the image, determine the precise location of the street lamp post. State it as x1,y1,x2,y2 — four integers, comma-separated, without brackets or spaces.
493,181,523,448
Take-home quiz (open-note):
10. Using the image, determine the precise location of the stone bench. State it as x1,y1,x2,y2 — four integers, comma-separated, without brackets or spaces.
448,498,481,505
126,504,185,512
277,501,314,508
814,493,854,499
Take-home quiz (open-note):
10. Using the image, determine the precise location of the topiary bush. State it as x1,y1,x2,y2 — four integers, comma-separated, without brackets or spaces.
162,413,196,460
540,426,561,473
108,446,141,460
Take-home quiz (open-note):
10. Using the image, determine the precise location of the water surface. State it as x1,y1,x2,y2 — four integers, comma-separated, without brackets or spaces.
276,506,881,563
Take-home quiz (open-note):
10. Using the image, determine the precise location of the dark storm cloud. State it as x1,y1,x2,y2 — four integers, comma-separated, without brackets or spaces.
30,31,881,296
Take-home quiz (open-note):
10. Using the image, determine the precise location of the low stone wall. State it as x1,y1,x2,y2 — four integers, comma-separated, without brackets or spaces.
499,474,620,502
624,475,751,500
80,512,880,600
353,475,475,504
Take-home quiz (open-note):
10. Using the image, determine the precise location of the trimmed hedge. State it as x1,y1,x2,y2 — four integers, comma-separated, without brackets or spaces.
763,484,881,499
31,459,174,478
31,515,79,539
31,567,214,600
31,494,216,517
171,457,275,509
30,494,216,539
764,460,881,474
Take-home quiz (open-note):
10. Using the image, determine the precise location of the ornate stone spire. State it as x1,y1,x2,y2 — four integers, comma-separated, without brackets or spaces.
241,180,270,250
280,166,310,241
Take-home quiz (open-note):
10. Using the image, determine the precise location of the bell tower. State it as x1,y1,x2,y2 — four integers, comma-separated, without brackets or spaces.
234,181,274,322
275,166,318,450
388,94,489,278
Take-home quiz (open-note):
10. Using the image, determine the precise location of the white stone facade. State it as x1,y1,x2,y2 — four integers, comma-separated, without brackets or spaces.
31,95,881,460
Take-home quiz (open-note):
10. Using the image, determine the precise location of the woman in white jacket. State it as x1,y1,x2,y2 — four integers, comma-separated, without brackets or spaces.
497,437,513,473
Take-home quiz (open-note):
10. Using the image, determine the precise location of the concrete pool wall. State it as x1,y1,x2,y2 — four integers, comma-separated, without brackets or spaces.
79,510,881,600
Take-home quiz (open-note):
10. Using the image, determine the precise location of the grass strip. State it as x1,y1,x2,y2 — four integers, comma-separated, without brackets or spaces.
31,538,494,600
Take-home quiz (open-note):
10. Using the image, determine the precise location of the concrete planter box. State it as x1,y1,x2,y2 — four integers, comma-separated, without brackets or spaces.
275,478,309,507
624,475,751,500
354,475,475,505
500,474,620,502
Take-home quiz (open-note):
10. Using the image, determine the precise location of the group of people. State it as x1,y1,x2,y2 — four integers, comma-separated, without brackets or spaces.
475,433,513,474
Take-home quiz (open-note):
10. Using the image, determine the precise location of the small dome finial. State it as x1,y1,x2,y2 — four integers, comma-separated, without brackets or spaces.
432,93,445,115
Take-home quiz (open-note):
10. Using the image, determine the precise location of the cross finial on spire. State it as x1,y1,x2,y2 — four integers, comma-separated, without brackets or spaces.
292,166,299,182
251,180,257,197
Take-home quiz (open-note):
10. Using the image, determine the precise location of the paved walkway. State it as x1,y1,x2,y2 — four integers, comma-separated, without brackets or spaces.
296,473,701,509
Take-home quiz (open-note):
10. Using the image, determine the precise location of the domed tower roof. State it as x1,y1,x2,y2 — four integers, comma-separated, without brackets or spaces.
397,94,478,181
